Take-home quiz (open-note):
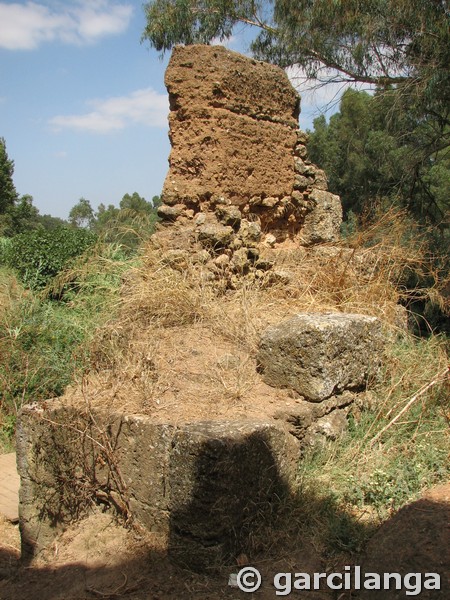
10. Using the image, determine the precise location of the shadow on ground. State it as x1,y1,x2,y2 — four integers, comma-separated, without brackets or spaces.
1,427,448,600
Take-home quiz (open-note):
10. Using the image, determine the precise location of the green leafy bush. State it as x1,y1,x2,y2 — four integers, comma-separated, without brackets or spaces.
0,246,131,444
0,236,12,265
3,227,97,289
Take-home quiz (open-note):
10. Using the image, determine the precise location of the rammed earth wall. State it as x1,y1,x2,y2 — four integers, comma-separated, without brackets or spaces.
158,44,342,245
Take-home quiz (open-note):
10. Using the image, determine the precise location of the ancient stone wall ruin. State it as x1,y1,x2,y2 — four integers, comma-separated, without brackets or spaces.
158,44,342,246
15,46,390,573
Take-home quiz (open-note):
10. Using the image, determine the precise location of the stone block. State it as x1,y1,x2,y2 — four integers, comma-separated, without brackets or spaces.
300,189,342,244
168,420,298,571
16,403,299,571
257,313,385,401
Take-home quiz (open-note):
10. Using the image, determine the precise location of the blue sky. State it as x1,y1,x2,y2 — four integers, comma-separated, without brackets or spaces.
0,0,345,220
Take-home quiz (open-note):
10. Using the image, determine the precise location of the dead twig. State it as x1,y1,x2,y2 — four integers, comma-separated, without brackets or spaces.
369,366,449,447
86,572,128,598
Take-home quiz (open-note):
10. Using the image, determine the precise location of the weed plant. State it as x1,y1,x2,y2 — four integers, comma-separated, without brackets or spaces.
0,244,134,450
291,334,449,556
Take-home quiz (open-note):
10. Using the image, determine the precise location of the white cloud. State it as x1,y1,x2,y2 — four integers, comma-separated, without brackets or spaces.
0,1,133,50
49,87,169,133
211,35,238,50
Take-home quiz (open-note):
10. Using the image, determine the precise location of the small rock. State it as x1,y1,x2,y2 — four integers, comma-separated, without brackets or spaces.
230,237,243,250
294,143,307,159
261,197,278,208
312,410,348,440
197,223,234,250
255,257,275,271
195,213,206,225
296,129,309,144
230,247,250,272
294,175,314,190
193,250,211,264
300,188,342,245
215,205,242,228
239,219,261,246
157,204,184,221
213,253,230,268
294,157,308,174
263,233,277,247
313,169,328,190
161,249,189,270
268,268,293,285
291,190,304,203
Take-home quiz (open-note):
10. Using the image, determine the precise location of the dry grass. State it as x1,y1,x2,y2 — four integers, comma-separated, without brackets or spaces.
0,268,30,319
65,206,449,427
6,208,447,565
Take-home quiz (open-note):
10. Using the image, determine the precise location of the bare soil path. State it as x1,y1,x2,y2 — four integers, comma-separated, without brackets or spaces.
0,453,19,523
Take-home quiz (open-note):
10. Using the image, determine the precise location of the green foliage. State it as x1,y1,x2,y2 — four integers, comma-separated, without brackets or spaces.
345,440,450,516
95,203,120,230
0,194,42,237
308,88,449,226
0,296,90,410
68,197,95,229
93,193,160,252
0,140,46,237
143,0,245,52
2,227,97,289
340,210,358,239
119,191,154,214
143,1,449,101
66,193,161,253
0,413,16,453
0,236,12,263
0,137,18,215
36,213,68,231
0,248,133,441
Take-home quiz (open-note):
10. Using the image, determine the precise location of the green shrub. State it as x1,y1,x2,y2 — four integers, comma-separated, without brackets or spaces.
3,227,97,289
0,247,132,444
0,236,12,265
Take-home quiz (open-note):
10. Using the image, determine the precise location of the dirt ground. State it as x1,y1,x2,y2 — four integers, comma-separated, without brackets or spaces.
1,483,448,600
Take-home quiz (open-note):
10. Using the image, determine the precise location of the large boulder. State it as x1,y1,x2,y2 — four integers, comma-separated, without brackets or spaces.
257,313,386,401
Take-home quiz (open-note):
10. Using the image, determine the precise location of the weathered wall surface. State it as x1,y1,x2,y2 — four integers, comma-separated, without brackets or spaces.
163,44,299,206
158,44,342,245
